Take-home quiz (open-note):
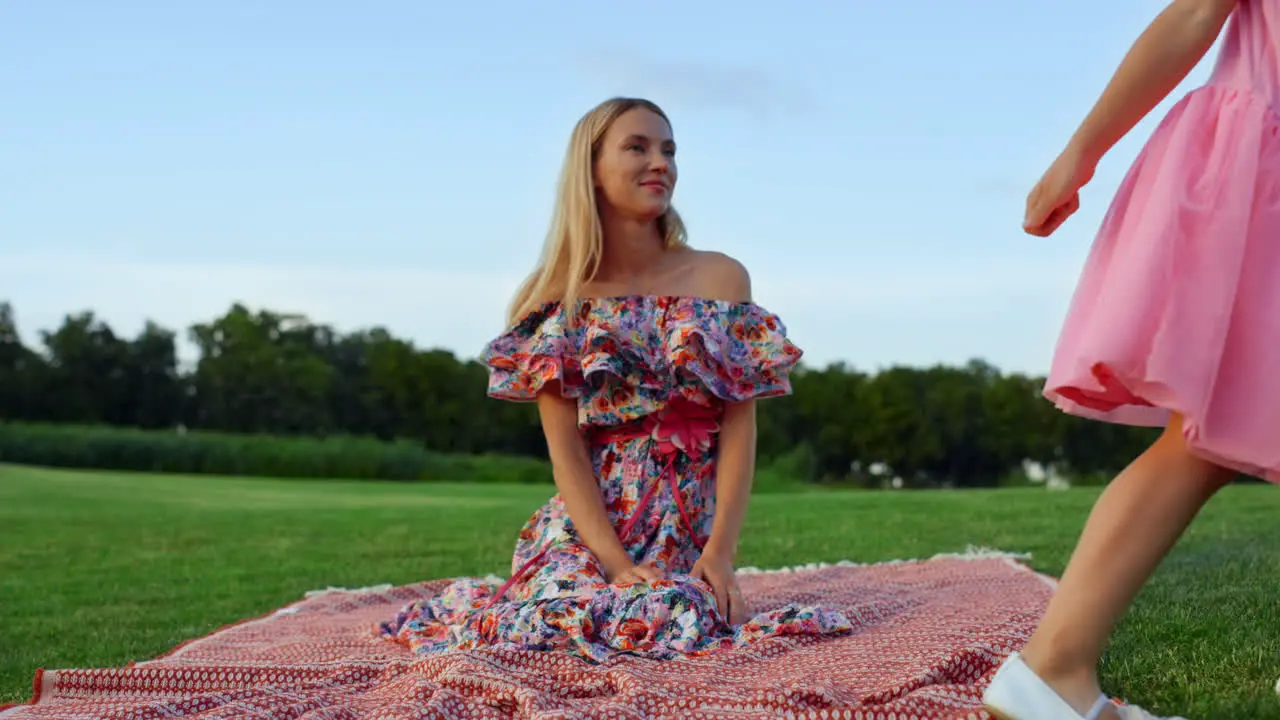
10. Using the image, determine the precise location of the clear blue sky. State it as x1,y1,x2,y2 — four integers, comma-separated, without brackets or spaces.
1,0,1218,373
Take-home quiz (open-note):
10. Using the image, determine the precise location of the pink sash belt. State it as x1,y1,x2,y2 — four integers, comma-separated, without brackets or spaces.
486,397,721,607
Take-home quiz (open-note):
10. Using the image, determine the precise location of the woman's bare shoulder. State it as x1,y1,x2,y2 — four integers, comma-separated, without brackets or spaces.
685,250,752,303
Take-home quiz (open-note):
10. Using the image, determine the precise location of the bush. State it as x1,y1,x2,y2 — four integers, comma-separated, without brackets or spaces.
753,444,816,494
0,421,553,484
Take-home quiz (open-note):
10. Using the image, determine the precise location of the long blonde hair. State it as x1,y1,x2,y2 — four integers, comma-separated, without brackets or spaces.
506,97,689,327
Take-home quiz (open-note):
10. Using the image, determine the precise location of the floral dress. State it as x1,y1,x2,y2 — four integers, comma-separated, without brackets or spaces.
379,295,852,662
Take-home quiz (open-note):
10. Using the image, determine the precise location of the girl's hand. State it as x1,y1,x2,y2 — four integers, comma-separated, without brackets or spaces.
609,560,663,585
691,550,748,625
1024,144,1097,237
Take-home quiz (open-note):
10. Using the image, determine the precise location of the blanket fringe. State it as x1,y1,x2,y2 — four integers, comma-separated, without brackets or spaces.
737,544,1032,575
302,546,1038,597
303,583,395,598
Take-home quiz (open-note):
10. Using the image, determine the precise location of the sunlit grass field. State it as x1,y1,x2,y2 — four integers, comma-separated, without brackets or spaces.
1,464,1277,718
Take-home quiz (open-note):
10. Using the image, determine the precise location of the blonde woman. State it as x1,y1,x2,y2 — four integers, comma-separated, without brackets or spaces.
380,97,850,661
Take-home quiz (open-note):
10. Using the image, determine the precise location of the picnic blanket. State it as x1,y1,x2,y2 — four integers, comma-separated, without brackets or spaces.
0,548,1055,719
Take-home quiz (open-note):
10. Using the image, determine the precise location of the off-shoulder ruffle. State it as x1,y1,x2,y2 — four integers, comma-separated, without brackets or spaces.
662,300,801,402
480,296,802,422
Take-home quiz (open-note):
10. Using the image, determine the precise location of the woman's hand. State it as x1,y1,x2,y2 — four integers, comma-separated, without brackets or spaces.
608,560,664,585
691,550,748,625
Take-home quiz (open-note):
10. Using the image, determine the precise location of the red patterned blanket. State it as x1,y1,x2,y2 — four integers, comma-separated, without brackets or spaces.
1,550,1054,720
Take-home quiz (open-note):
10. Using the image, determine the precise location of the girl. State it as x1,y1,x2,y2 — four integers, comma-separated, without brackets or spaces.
379,97,850,662
983,0,1276,718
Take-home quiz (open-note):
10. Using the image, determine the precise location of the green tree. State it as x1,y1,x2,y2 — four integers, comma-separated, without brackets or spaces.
0,303,47,422
0,298,1192,487
189,304,334,434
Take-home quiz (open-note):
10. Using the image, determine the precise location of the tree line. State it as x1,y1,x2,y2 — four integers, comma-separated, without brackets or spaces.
0,300,1204,488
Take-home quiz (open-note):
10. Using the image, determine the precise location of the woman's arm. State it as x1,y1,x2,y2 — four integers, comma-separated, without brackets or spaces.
536,384,646,582
1066,0,1238,166
703,252,757,561
703,398,756,563
690,251,758,622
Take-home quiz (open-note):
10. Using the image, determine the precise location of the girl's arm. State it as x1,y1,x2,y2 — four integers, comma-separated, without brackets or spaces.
1066,0,1238,165
536,386,648,582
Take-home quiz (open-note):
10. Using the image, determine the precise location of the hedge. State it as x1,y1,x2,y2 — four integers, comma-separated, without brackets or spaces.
0,422,553,484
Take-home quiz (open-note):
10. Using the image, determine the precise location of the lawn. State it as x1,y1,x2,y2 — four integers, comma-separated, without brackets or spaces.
1,464,1277,718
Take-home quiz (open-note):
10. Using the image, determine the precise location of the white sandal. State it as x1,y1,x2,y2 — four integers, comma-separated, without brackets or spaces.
983,652,1188,720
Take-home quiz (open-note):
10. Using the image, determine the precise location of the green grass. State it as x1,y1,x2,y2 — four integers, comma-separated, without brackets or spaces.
1,464,1277,719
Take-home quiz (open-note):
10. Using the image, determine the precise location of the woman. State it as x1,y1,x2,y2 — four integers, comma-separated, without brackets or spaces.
380,97,850,662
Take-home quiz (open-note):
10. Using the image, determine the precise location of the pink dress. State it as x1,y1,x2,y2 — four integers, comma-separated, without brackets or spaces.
1046,0,1280,482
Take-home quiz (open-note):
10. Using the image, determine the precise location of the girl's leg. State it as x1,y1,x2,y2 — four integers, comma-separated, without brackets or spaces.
1017,412,1236,715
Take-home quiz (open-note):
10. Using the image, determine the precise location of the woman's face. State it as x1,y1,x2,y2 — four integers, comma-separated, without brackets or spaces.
593,107,677,222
